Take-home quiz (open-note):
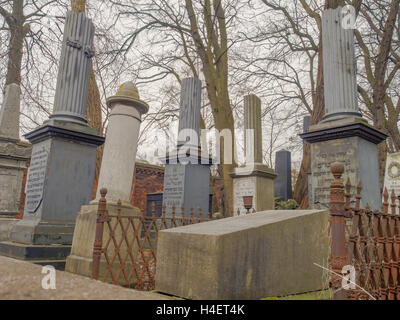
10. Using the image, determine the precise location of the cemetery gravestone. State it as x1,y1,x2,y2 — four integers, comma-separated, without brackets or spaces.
274,150,293,202
384,152,400,196
66,82,148,279
231,94,276,215
0,11,105,268
161,78,212,217
301,7,386,211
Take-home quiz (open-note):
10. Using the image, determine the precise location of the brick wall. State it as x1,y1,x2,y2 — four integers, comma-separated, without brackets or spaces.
130,162,165,215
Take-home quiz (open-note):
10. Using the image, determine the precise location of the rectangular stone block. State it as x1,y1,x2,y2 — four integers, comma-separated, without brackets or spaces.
0,218,19,241
155,210,329,300
311,136,381,210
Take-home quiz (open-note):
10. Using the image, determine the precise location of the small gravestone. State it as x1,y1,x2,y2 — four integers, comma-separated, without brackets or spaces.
0,11,105,268
231,95,276,215
301,8,386,211
384,152,400,196
161,78,212,217
274,150,293,202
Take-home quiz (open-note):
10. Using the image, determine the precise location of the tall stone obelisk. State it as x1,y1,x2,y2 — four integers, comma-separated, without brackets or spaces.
161,78,212,217
0,11,105,268
230,94,277,215
66,82,148,279
301,7,386,210
0,84,31,220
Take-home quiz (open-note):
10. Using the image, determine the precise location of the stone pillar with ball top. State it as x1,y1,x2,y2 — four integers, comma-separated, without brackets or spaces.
300,7,387,211
65,82,149,279
0,11,105,269
230,94,277,216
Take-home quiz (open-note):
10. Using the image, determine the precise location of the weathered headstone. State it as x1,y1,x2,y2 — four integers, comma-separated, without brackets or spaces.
384,152,400,196
0,84,31,219
66,82,149,279
301,7,386,211
231,94,276,215
274,150,293,202
0,11,105,268
161,78,212,217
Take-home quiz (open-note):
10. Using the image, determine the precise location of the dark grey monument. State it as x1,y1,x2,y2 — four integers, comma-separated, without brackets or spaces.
274,150,293,202
161,78,211,217
300,8,386,210
0,11,104,267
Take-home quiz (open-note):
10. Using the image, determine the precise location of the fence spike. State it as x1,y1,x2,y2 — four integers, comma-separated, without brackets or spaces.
117,199,122,215
151,202,156,218
382,188,389,214
390,190,396,215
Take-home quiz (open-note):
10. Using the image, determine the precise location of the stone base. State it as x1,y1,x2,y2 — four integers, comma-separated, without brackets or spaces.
0,241,71,270
0,137,31,218
0,218,19,241
65,201,141,284
10,220,75,245
230,164,277,215
155,210,329,300
162,163,210,217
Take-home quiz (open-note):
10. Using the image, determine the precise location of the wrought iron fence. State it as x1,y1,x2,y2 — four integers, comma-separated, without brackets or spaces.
329,162,400,300
91,188,212,291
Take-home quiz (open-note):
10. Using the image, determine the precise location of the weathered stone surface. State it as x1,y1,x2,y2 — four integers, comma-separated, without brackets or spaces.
65,202,141,284
0,256,175,300
231,164,276,215
177,78,201,148
155,210,329,300
244,94,262,164
96,82,149,202
322,8,361,121
51,11,95,124
384,152,400,196
10,129,100,245
0,84,21,141
162,164,210,217
0,139,31,218
0,219,18,241
274,150,293,202
310,136,381,210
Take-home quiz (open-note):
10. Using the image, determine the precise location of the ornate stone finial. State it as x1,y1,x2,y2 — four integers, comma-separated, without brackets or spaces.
331,162,344,179
106,82,149,115
100,188,108,198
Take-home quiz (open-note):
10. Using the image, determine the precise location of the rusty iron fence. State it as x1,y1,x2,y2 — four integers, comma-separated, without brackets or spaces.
91,188,212,291
329,162,400,300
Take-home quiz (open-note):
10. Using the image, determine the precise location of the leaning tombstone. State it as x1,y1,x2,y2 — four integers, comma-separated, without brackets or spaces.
301,7,387,210
230,95,277,215
66,82,149,284
0,11,105,269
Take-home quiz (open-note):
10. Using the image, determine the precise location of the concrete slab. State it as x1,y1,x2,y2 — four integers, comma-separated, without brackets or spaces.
155,210,330,300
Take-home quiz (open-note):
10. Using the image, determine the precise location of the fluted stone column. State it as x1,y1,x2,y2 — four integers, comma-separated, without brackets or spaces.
177,78,201,148
322,8,361,121
0,11,105,268
301,7,387,211
244,94,262,164
230,94,276,216
96,82,149,203
51,11,95,124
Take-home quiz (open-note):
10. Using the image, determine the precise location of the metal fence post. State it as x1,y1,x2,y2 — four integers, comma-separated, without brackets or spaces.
92,188,108,280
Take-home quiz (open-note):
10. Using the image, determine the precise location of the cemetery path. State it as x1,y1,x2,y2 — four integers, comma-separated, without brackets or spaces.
0,256,175,300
